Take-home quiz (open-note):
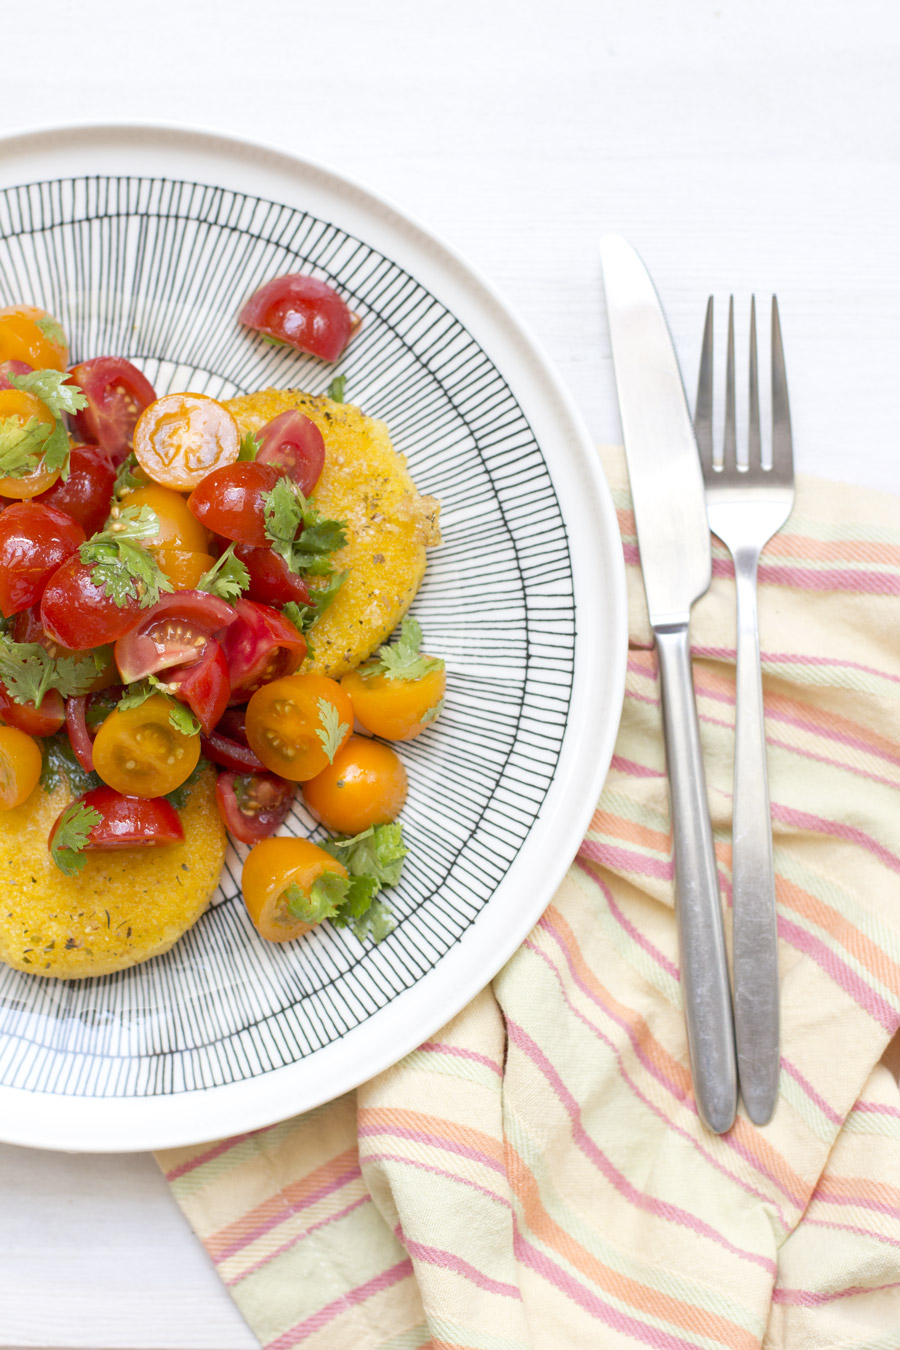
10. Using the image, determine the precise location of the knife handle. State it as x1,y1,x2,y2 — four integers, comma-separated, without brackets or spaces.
655,623,737,1134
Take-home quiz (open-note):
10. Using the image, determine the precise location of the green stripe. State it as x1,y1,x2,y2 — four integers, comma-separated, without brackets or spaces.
843,1106,900,1139
168,1114,308,1199
401,1048,501,1091
428,1317,529,1350
775,851,900,975
572,868,680,1008
376,1324,431,1350
778,1069,838,1144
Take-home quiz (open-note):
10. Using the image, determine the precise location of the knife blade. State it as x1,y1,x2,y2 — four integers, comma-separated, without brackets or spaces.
600,235,737,1133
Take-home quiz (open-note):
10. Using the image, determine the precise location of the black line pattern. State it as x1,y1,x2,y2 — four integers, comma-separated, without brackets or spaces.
0,176,575,1098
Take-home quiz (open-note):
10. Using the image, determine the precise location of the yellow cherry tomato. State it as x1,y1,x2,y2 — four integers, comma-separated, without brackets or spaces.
123,483,210,554
133,392,240,490
155,548,217,589
0,725,42,808
92,694,200,798
340,663,446,741
0,305,68,371
0,388,61,498
302,735,408,836
242,836,348,942
245,674,354,782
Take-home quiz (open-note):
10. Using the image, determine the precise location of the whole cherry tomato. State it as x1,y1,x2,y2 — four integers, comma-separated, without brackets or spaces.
241,836,348,942
245,673,352,781
113,589,236,684
68,357,157,464
0,306,67,371
254,411,325,495
40,555,143,649
155,548,217,590
0,682,64,737
233,542,313,609
214,769,295,845
49,786,183,853
187,461,280,546
0,388,60,499
340,663,446,742
124,482,209,554
221,599,307,701
133,393,240,490
34,444,117,536
92,694,200,798
0,725,43,808
302,736,408,835
240,275,357,363
0,501,86,617
200,706,265,773
155,638,231,735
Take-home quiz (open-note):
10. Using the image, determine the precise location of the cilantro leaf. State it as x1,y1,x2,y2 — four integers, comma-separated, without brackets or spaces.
281,570,346,636
237,430,262,462
40,734,102,796
284,872,348,925
0,415,51,479
117,678,201,735
262,478,347,577
367,617,444,682
39,417,72,476
316,697,348,764
34,314,67,348
322,823,408,889
7,368,87,419
198,542,250,604
0,636,98,706
168,701,202,736
421,698,444,725
338,896,396,943
326,375,346,403
79,506,174,609
50,801,102,876
113,451,145,498
164,757,208,809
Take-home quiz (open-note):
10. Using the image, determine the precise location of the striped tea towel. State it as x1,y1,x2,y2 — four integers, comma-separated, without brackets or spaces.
156,446,900,1350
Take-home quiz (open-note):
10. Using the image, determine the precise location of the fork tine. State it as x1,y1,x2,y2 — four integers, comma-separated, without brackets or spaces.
771,295,793,479
724,295,737,471
748,296,762,470
695,297,714,471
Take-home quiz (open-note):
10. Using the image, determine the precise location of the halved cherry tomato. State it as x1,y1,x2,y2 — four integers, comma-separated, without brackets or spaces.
124,483,209,554
0,306,67,371
255,411,325,495
187,461,280,546
341,663,447,742
133,393,240,490
245,673,352,781
0,725,42,808
34,444,117,537
49,786,183,853
113,590,236,684
0,682,64,737
241,836,348,942
302,736,408,835
215,769,295,845
92,694,200,798
155,548,217,589
68,357,156,464
0,359,33,390
221,599,307,702
40,555,143,649
240,275,357,363
233,542,313,608
0,388,61,498
155,638,230,735
63,690,120,773
0,501,86,616
200,706,265,773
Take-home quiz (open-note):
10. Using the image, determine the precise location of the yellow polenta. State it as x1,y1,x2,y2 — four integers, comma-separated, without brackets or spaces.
225,389,441,677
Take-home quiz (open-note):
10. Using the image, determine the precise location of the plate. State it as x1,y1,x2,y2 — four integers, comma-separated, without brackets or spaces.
0,124,626,1151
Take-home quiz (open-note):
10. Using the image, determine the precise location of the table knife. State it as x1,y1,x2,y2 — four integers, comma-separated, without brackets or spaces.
599,235,737,1134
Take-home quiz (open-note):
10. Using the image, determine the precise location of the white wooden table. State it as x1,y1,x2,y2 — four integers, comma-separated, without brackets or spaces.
1,1,898,1346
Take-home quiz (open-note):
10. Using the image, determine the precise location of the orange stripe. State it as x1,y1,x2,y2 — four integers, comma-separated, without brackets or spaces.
586,809,671,854
816,1173,900,1209
358,1106,506,1167
778,875,900,992
766,531,900,567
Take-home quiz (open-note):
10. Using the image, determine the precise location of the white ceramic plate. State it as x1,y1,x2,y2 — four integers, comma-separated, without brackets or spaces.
0,124,626,1152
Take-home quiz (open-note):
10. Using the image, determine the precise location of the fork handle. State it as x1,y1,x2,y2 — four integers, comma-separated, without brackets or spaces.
731,546,781,1124
655,623,737,1134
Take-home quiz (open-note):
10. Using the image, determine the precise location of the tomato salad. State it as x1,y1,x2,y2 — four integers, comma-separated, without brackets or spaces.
0,281,445,951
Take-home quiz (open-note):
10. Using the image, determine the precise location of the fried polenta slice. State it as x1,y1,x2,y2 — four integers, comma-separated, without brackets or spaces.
0,765,225,980
225,389,441,678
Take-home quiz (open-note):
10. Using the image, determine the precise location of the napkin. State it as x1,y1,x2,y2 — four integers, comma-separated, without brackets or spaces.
156,447,900,1350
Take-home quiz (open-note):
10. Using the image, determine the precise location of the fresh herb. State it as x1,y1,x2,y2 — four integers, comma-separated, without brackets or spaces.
316,697,349,764
40,734,102,796
0,415,55,479
281,569,347,636
322,823,408,889
421,698,444,725
283,871,390,941
50,801,102,876
164,757,208,809
0,636,98,707
262,477,347,577
7,368,87,419
117,679,201,735
260,333,289,348
326,375,346,403
113,451,145,498
198,542,250,604
365,617,444,683
237,430,262,462
34,314,67,347
79,505,173,608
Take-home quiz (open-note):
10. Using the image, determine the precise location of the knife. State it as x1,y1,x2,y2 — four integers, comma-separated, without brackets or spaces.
599,235,737,1134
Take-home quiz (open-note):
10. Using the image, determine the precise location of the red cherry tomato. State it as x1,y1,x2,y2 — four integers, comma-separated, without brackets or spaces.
68,357,157,465
64,695,95,772
155,637,230,735
0,502,86,617
0,682,64,737
49,786,184,853
9,609,115,696
33,444,117,537
40,555,143,649
240,274,357,363
0,359,33,390
221,599,307,702
200,706,265,773
233,542,313,609
214,769,295,845
187,461,280,546
113,590,236,685
255,411,325,495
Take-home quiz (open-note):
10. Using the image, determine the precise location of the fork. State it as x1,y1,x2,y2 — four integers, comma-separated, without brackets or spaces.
694,296,795,1126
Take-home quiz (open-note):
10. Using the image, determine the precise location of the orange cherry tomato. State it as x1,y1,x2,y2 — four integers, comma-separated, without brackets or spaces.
133,393,240,490
123,483,210,554
0,725,42,808
242,836,348,942
0,389,61,498
245,674,353,782
0,305,68,371
91,694,201,798
340,664,446,742
156,548,217,589
302,736,408,835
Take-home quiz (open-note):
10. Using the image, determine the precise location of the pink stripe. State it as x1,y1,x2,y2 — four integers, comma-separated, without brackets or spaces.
362,1150,512,1210
854,1100,900,1118
165,1129,258,1182
772,1279,900,1307
215,1165,361,1263
778,917,900,1033
405,1238,521,1299
781,1059,844,1127
604,879,680,980
578,836,674,881
695,645,900,688
228,1195,371,1287
418,1040,503,1076
814,1183,900,1220
805,1216,900,1252
357,1123,507,1177
764,732,900,793
764,704,900,773
609,753,665,779
773,801,900,877
718,555,900,595
265,1258,413,1349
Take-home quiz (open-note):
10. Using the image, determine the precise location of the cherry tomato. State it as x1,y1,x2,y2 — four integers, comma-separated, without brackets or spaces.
222,599,307,702
0,306,67,371
241,836,348,942
0,724,42,808
68,357,157,465
0,682,64,737
240,275,357,363
155,548,217,589
200,706,265,773
0,501,86,617
92,694,200,798
124,483,209,554
0,359,33,390
155,638,230,735
255,411,326,495
0,388,61,499
133,393,240,490
245,673,352,781
113,590,236,684
34,444,117,537
40,555,143,649
302,736,408,835
233,542,312,609
49,786,183,853
187,461,280,546
341,664,446,742
10,607,117,692
65,695,97,773
215,769,295,845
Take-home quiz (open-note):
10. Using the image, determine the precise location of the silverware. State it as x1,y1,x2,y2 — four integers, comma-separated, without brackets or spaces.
600,236,737,1134
694,296,794,1125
